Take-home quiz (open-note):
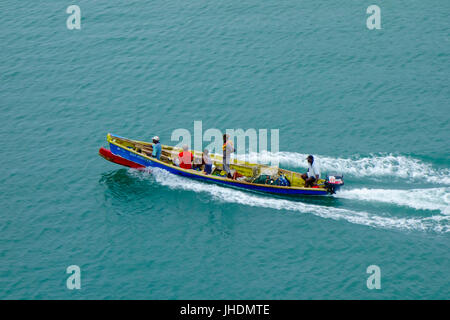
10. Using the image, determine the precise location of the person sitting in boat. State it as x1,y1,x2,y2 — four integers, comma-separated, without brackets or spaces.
202,149,213,175
223,134,235,179
301,155,320,187
151,136,162,160
178,144,194,169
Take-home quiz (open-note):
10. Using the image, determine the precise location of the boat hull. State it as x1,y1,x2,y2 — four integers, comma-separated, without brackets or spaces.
102,136,329,196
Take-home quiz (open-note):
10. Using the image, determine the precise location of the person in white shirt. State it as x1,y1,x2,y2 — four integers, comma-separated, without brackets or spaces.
202,149,213,175
301,155,320,187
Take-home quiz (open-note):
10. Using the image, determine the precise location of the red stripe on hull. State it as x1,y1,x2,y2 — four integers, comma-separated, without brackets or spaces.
98,148,146,169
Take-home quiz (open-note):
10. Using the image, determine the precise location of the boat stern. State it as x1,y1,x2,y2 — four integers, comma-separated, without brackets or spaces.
324,174,344,194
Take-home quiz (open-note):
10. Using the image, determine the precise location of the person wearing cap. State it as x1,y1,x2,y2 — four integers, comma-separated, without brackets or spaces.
301,155,320,187
151,136,162,160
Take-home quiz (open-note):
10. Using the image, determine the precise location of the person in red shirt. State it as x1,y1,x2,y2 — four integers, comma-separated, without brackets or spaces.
178,145,194,169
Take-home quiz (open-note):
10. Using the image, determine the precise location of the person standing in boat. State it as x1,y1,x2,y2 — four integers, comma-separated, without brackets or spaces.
178,144,194,169
151,136,162,160
222,134,235,179
302,155,320,187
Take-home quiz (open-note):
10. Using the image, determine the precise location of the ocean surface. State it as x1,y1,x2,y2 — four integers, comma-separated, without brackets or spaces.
1,1,449,299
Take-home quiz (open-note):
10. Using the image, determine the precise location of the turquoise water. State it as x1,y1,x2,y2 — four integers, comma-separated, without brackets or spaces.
1,1,449,299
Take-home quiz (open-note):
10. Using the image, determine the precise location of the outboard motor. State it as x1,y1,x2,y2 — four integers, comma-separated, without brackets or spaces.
325,174,344,194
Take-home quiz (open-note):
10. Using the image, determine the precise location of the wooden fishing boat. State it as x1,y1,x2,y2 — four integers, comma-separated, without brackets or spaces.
99,133,344,196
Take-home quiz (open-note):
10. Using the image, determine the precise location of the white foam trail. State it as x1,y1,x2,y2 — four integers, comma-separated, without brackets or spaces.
337,188,450,215
236,151,450,185
130,168,449,233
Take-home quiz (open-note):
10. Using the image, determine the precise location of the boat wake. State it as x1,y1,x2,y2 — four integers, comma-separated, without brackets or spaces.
130,168,450,233
239,152,450,185
337,187,450,215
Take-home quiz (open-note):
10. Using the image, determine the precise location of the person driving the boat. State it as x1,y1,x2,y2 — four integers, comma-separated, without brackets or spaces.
223,134,235,179
151,136,162,160
302,155,320,187
178,144,194,169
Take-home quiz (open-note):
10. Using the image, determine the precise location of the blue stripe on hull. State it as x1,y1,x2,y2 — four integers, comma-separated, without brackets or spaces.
109,143,328,196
